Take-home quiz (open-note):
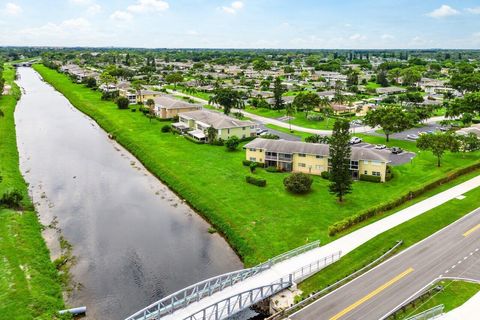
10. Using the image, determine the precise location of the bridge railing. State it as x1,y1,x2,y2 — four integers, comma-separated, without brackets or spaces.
404,305,444,320
182,250,342,320
125,240,321,320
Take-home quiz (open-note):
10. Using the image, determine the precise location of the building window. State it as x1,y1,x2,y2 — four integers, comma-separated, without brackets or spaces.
316,155,322,159
298,153,306,157
250,157,256,162
249,148,256,151
242,127,246,130
371,161,381,166
372,171,381,176
364,170,368,175
364,160,369,165
298,163,306,168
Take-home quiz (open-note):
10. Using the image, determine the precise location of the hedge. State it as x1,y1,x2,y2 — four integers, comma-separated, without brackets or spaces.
246,176,267,187
359,174,381,183
321,171,330,180
328,161,480,236
266,166,279,173
242,160,265,168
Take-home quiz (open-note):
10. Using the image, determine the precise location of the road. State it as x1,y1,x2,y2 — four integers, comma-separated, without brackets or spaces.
290,208,480,320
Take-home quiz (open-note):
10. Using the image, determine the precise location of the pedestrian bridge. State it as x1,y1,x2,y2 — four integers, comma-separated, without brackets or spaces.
125,241,341,320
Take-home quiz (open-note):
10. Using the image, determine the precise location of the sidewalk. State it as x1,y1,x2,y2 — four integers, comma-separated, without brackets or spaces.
161,174,480,320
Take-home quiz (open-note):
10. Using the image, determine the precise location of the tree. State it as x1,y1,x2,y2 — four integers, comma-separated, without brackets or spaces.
417,133,460,167
293,92,321,116
285,103,296,132
116,97,130,110
346,69,359,87
225,136,240,151
283,172,313,194
206,126,217,143
457,133,480,156
328,120,352,202
363,106,414,142
401,67,422,86
376,69,389,87
83,77,97,88
272,77,286,110
209,88,245,115
100,71,117,87
165,72,184,90
146,99,155,122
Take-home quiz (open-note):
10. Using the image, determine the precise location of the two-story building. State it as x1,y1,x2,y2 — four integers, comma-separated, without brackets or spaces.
173,110,257,142
244,138,390,182
153,96,202,119
136,89,164,104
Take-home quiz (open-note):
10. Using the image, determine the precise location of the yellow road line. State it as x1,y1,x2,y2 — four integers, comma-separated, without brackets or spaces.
463,224,480,237
329,267,415,320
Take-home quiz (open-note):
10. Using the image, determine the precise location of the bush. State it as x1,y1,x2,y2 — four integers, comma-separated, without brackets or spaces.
249,162,257,173
385,166,394,181
0,189,23,209
266,166,279,173
360,174,381,183
260,134,280,140
211,138,225,146
321,171,330,180
131,108,136,112
337,112,356,118
161,125,171,133
101,90,119,101
242,160,264,167
283,172,313,194
307,114,324,121
116,97,130,109
225,136,240,151
246,176,266,187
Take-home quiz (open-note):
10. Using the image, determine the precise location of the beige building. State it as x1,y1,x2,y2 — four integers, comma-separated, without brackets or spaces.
153,96,202,119
136,89,164,103
173,110,257,142
244,138,390,182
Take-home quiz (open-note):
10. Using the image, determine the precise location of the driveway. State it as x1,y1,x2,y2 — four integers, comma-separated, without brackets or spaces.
257,123,301,141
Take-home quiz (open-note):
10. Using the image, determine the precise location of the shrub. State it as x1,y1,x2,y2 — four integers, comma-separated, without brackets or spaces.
246,176,267,187
243,160,252,166
261,134,280,140
131,108,136,112
243,160,264,167
101,90,119,101
116,97,130,109
249,162,257,173
0,189,23,209
211,138,225,146
307,114,324,121
225,136,240,151
321,171,330,180
161,125,171,133
266,166,279,173
283,172,313,194
359,174,381,183
385,166,394,181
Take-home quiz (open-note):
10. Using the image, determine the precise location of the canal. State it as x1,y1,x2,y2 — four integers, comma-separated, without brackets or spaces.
14,67,244,319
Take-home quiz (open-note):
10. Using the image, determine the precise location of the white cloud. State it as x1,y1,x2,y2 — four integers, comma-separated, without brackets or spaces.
110,10,133,21
427,5,459,18
381,34,394,40
62,17,91,29
221,1,244,14
349,34,367,41
70,0,93,4
186,29,199,36
127,0,169,13
87,4,102,15
466,7,480,14
4,2,22,15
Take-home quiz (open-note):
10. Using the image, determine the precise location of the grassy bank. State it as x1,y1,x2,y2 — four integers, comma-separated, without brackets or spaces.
34,64,480,267
299,184,480,296
0,65,66,318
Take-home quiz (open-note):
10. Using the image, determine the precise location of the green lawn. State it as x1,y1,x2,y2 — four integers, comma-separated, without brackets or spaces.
34,64,480,267
300,183,480,298
365,82,381,90
0,65,66,319
398,280,480,319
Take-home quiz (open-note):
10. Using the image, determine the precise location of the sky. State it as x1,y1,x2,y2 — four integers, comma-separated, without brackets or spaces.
0,0,480,49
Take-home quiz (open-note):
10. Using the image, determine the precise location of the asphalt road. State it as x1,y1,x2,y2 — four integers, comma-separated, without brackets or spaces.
290,207,480,320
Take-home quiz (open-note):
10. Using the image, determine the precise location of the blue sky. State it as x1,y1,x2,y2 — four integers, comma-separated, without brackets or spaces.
0,0,479,48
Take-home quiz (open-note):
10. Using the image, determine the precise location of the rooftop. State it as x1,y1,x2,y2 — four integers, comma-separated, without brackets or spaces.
180,110,255,129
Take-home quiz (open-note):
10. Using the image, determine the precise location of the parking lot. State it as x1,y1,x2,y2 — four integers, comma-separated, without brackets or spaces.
353,142,415,165
389,122,445,141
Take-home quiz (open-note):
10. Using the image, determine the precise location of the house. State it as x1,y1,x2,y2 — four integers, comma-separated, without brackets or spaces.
375,87,407,95
173,110,257,142
244,138,390,182
153,96,202,119
136,89,164,104
330,104,356,115
456,124,480,138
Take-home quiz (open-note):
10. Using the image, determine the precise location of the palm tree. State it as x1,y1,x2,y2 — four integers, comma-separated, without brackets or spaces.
146,99,155,122
285,103,296,132
206,126,217,143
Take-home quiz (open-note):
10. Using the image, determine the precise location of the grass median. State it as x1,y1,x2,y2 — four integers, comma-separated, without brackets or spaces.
34,64,480,267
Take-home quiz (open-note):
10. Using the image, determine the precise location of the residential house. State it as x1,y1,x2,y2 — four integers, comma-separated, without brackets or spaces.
456,124,480,138
244,138,390,182
173,110,257,142
153,96,202,119
137,89,164,104
376,87,407,95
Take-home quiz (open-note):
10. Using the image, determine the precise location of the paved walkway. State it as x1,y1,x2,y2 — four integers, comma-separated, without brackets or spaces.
161,174,480,320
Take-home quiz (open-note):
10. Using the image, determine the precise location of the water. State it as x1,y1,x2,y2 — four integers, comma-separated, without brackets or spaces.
14,67,244,319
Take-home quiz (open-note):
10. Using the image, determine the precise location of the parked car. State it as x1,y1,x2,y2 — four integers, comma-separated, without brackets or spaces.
406,134,419,140
351,120,363,126
349,137,362,144
439,126,448,132
391,147,403,154
374,144,386,149
259,130,269,136
256,128,268,135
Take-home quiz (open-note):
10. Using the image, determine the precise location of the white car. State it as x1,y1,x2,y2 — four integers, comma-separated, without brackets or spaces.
374,144,386,149
406,134,419,140
349,137,362,144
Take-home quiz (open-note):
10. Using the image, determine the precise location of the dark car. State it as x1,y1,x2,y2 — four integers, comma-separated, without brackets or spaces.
391,147,403,154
